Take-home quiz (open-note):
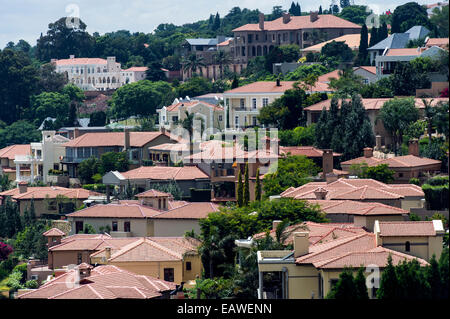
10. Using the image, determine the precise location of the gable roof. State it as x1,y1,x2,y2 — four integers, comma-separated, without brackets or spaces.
0,144,30,160
63,132,170,148
404,26,431,40
135,189,171,198
368,33,411,51
18,265,176,299
54,58,109,66
225,81,296,94
0,186,101,200
163,100,223,112
301,33,371,53
307,199,410,216
233,15,361,32
341,154,442,169
43,228,66,237
377,221,437,237
280,146,341,157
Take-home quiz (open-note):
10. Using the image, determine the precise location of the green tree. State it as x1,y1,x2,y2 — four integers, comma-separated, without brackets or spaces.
37,63,68,93
357,24,369,65
77,157,100,184
177,76,212,98
237,169,243,207
182,54,206,76
369,27,379,47
338,5,371,25
243,163,250,206
231,75,239,89
326,268,357,299
361,164,395,183
213,12,221,31
354,267,369,299
378,97,419,154
391,2,431,33
0,120,41,150
99,152,129,175
377,255,398,299
255,168,262,201
430,5,449,37
29,91,71,125
214,51,232,79
321,41,354,63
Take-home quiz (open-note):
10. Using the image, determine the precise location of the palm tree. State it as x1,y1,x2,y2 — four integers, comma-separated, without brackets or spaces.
181,110,195,155
214,50,232,79
182,53,206,77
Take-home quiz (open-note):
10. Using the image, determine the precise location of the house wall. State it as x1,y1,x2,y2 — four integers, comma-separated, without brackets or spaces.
320,269,378,299
353,215,406,232
401,198,425,211
17,198,84,217
49,250,92,269
109,261,184,284
68,217,149,236
152,219,201,237
380,235,441,261
182,255,203,282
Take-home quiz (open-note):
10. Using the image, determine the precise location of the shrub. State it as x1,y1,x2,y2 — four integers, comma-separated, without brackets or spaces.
422,183,449,210
409,178,420,186
6,271,24,291
25,280,38,289
426,176,449,186
82,184,107,193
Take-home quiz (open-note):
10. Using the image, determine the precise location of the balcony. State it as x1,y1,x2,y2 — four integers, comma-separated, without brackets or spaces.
61,156,85,164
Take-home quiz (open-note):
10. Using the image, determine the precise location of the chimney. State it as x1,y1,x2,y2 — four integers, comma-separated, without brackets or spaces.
73,127,80,139
322,149,333,175
160,127,166,135
18,181,28,194
124,128,130,151
409,139,419,157
259,13,265,30
310,11,319,22
77,263,92,280
276,78,281,87
69,55,75,59
282,12,291,24
105,247,111,261
363,147,373,158
272,220,282,231
375,135,382,150
293,232,309,258
313,187,328,200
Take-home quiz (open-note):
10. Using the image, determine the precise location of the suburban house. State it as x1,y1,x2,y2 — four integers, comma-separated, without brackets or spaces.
0,144,31,182
102,166,210,198
66,189,219,236
280,178,425,211
255,219,443,298
61,130,177,178
367,26,430,64
317,66,378,85
43,228,203,285
0,183,100,217
340,146,442,183
304,97,449,147
424,37,449,49
300,33,371,55
231,12,361,64
157,100,224,132
19,264,177,299
223,79,332,130
306,200,410,229
52,55,147,91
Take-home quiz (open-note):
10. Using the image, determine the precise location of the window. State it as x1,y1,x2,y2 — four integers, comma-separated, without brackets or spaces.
47,201,57,211
172,116,179,122
262,98,269,107
218,115,223,121
235,116,239,127
252,98,257,109
164,268,174,282
240,99,245,109
363,79,369,84
75,221,84,234
253,117,257,126
186,262,192,271
112,221,118,232
405,241,411,252
124,221,130,233
77,253,82,264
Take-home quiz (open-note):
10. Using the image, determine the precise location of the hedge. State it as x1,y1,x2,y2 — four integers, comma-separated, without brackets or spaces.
82,184,107,193
422,183,449,210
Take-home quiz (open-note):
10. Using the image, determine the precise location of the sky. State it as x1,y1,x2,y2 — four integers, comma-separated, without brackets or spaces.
0,0,439,48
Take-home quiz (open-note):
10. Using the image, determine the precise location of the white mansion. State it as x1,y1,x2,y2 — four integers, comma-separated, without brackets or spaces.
51,55,147,91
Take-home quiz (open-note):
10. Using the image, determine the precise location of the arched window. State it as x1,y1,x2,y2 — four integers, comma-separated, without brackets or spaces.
107,77,110,83
405,241,411,252
88,77,91,84
112,77,116,83
97,67,101,73
103,77,106,83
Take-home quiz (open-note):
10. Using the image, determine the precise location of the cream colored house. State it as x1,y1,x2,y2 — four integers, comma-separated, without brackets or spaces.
255,220,442,299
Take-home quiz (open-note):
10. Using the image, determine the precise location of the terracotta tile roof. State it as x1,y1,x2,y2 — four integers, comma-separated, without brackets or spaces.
314,246,429,269
341,154,441,168
135,189,171,198
307,199,409,216
233,14,361,32
164,100,223,112
63,132,170,148
66,203,161,219
151,202,220,219
122,67,148,72
121,165,209,180
43,228,66,237
304,97,449,111
0,144,30,160
49,237,137,251
280,178,424,200
426,38,449,47
357,66,376,74
0,186,100,200
185,143,279,162
19,265,176,299
280,146,341,157
225,81,296,94
386,48,422,56
378,221,437,237
302,33,370,53
218,39,232,46
54,58,108,66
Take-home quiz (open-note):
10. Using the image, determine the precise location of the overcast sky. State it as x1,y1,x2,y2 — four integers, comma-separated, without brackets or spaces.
0,0,438,48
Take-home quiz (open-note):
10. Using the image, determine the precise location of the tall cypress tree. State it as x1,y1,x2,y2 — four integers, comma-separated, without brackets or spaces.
378,22,388,42
377,255,398,299
243,162,250,206
439,248,449,299
354,267,369,299
296,2,301,16
289,2,296,15
231,75,239,89
369,27,379,47
255,167,262,201
315,107,329,149
208,14,214,25
318,5,323,14
426,255,442,299
358,24,369,66
326,268,357,299
213,12,221,31
237,168,243,207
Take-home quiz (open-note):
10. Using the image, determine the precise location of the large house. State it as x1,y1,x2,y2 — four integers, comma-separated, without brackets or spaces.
61,130,177,178
66,189,219,236
300,33,371,55
0,144,32,182
52,55,147,91
254,219,444,298
231,12,361,64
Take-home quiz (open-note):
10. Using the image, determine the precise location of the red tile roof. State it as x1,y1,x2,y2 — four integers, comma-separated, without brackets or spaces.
280,146,341,157
54,58,108,66
225,81,296,94
307,199,409,216
341,154,441,169
121,165,209,180
164,100,223,112
304,97,449,111
386,48,422,56
63,132,171,148
19,265,176,299
233,14,361,32
377,221,437,237
151,202,220,219
43,228,66,237
0,144,30,160
122,67,148,72
426,38,449,47
0,186,101,200
135,189,172,198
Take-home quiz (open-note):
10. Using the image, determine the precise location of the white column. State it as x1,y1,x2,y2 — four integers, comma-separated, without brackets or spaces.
258,271,263,299
16,163,20,182
30,161,34,184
